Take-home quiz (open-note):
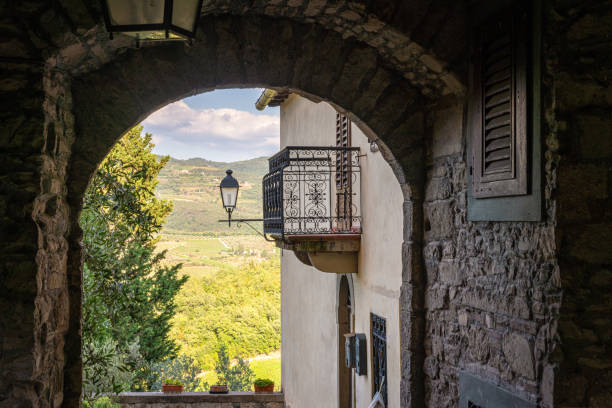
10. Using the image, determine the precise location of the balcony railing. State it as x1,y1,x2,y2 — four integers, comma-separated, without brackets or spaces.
263,146,361,237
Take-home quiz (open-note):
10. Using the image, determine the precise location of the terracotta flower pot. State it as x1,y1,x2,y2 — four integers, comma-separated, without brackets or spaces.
254,384,274,393
209,384,229,394
162,384,184,393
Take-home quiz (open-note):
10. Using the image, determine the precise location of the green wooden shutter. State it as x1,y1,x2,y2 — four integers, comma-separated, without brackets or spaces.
471,9,529,198
336,113,352,231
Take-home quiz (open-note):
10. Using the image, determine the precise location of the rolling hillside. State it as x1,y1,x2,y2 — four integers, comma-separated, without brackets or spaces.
155,154,282,387
157,156,269,234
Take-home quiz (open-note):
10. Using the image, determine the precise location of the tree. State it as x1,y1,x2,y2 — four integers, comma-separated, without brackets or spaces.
215,345,254,391
148,354,208,392
81,126,187,399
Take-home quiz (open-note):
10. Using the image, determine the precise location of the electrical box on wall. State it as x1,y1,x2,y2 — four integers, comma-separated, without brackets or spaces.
344,333,356,368
355,333,367,376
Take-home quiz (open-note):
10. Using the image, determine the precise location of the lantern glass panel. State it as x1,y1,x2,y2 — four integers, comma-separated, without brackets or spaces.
107,0,164,26
172,0,200,31
221,187,238,209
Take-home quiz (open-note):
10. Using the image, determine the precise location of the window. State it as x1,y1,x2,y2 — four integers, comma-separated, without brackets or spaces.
371,313,387,405
467,1,542,222
338,276,353,408
470,8,529,198
335,113,353,231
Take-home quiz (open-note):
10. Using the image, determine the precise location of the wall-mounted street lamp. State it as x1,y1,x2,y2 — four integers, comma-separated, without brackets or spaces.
218,169,272,241
220,170,239,226
101,0,203,43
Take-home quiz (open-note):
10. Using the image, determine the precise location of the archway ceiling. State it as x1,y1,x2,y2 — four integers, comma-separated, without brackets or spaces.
4,0,467,97
67,13,429,203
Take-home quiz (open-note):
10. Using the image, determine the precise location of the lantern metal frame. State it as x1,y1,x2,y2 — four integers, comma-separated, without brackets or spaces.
219,169,239,225
100,0,204,42
218,169,273,241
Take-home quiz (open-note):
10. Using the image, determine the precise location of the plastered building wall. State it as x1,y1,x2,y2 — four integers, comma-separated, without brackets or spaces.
280,95,404,408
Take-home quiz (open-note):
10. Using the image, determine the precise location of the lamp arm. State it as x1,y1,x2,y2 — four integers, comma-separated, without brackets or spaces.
217,218,275,242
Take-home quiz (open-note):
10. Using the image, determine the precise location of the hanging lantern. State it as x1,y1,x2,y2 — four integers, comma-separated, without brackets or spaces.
101,0,203,42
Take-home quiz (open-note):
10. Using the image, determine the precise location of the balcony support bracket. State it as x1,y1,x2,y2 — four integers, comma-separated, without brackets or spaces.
275,235,360,274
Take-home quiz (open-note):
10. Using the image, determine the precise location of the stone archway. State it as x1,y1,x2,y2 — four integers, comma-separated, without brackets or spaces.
57,14,450,407
1,1,471,405
4,1,612,407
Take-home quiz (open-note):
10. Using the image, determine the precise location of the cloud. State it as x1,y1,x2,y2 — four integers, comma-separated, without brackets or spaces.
144,100,278,142
141,100,280,161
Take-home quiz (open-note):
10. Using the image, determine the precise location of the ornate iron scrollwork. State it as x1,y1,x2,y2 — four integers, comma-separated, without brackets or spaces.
263,146,361,237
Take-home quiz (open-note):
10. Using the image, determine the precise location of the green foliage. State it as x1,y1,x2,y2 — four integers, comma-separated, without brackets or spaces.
163,378,183,386
148,355,207,391
170,258,280,369
250,357,281,390
82,396,120,408
215,346,254,391
81,126,187,400
80,123,281,401
82,337,143,399
254,378,274,387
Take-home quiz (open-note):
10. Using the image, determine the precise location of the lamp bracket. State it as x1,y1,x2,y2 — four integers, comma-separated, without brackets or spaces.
217,218,275,242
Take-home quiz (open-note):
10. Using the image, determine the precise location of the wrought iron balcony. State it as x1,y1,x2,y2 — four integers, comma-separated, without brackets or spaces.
263,146,361,239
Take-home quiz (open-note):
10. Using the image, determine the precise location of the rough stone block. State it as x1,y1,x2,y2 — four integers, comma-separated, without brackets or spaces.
502,333,535,380
425,176,452,201
431,104,463,158
567,224,612,264
438,260,460,284
576,114,612,160
424,200,454,240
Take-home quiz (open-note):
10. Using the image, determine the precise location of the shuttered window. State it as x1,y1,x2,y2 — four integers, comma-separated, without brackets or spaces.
336,113,352,189
336,113,352,231
470,8,529,198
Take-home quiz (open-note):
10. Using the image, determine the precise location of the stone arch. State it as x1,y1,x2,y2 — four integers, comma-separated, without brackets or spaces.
4,1,611,407
68,15,430,203
59,14,431,407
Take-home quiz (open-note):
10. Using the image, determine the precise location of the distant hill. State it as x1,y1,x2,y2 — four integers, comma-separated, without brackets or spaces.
157,156,269,234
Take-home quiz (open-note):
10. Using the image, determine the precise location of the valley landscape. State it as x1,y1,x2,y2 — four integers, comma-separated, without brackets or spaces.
156,156,281,389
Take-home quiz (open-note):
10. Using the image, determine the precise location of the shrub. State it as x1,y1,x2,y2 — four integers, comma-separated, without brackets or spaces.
254,378,274,387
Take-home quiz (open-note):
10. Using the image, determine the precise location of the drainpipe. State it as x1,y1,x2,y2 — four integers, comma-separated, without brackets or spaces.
255,89,277,110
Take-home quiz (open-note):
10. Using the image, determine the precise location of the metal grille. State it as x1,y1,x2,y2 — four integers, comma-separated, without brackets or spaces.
371,313,387,405
263,146,361,236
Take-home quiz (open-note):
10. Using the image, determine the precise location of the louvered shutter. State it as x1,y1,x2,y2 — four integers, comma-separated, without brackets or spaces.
336,113,352,231
471,9,529,198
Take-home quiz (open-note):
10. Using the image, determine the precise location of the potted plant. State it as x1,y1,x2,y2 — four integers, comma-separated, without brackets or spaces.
209,384,229,394
253,378,274,393
162,378,184,393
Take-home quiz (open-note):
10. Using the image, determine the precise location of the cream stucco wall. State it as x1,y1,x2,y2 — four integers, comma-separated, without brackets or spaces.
279,95,404,408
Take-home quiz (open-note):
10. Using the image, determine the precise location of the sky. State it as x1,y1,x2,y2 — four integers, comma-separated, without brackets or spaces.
141,88,280,162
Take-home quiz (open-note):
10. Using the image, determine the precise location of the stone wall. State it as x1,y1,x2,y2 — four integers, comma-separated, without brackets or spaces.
422,96,561,407
0,59,46,406
549,1,612,406
1,1,611,407
115,392,284,408
420,2,612,407
0,56,75,406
